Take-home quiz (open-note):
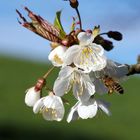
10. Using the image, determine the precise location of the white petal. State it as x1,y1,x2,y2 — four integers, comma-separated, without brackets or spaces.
67,102,79,123
43,95,54,108
73,81,94,102
73,74,95,102
83,74,96,96
48,45,67,67
91,55,107,72
90,72,108,95
91,43,104,56
97,100,111,116
87,101,98,118
25,87,40,107
53,76,71,96
63,45,80,66
78,104,90,119
78,32,94,46
78,99,98,119
67,111,79,123
94,78,108,95
84,81,95,96
58,66,74,79
33,97,45,114
73,51,93,73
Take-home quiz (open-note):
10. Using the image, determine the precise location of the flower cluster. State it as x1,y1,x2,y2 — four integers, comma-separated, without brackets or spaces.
17,0,140,122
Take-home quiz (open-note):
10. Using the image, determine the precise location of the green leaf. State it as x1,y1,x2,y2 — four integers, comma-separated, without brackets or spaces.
54,11,66,39
93,25,100,37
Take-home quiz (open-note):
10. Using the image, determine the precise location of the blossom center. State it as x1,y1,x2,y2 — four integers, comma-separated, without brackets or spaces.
82,47,93,58
53,54,63,64
40,107,58,118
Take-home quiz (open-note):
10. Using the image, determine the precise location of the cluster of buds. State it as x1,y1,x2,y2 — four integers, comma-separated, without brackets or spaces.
17,0,140,122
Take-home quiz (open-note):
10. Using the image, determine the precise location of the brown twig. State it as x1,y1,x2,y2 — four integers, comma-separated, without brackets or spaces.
126,64,140,76
126,55,140,76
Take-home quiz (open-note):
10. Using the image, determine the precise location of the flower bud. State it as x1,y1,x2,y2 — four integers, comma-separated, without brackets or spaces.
107,31,123,41
69,0,79,9
25,87,40,107
94,36,114,51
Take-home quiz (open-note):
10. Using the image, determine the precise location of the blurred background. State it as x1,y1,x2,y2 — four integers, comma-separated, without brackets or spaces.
0,0,140,140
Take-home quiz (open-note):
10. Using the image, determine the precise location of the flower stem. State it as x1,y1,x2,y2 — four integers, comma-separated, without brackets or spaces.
75,7,82,30
43,66,55,79
126,55,140,76
45,86,53,92
99,33,107,36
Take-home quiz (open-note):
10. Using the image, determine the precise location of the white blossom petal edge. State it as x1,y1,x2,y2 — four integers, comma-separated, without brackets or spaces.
33,93,65,122
25,87,40,107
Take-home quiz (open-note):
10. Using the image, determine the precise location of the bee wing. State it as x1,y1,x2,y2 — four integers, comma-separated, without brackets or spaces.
104,60,129,79
16,7,62,43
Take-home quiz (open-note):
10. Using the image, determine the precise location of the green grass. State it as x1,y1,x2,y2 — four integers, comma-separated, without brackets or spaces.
0,56,140,140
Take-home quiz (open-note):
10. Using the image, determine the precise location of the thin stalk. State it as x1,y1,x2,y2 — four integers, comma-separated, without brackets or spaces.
75,7,82,30
43,66,55,79
99,33,107,36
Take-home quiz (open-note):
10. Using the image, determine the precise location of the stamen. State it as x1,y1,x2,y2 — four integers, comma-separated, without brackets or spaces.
82,47,93,58
53,55,63,64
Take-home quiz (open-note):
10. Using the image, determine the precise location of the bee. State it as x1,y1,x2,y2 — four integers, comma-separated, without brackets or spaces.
102,75,124,94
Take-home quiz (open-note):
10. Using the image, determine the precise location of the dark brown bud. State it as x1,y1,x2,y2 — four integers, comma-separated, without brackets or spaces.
107,31,123,41
69,0,79,8
94,36,114,51
35,78,46,92
62,35,76,47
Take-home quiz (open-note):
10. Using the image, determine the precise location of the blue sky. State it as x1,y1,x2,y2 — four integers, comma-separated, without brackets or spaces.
0,0,140,64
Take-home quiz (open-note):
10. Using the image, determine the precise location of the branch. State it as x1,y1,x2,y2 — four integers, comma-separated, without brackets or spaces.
126,55,140,76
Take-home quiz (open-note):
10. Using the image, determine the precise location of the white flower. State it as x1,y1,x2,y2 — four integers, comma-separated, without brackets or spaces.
33,93,65,121
67,98,111,123
53,66,95,102
25,87,40,107
64,32,107,73
90,60,129,95
48,45,67,67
